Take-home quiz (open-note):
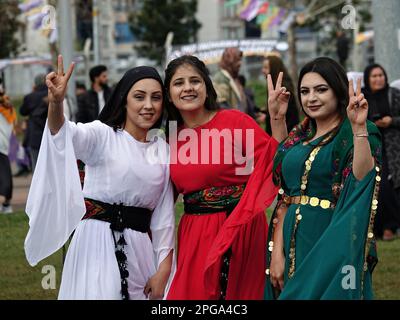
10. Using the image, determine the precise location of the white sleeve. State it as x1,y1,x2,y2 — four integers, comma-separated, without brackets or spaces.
24,120,88,266
52,120,105,165
150,162,175,271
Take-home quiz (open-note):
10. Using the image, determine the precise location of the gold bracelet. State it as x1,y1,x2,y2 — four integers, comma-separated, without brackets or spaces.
354,132,369,138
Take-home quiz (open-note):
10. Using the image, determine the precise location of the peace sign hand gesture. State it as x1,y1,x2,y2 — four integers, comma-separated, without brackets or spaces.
46,55,75,105
347,78,368,128
267,72,290,120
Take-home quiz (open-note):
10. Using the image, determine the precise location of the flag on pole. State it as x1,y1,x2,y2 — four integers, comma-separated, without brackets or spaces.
239,0,264,22
268,8,287,28
261,5,279,31
18,0,43,13
257,1,269,14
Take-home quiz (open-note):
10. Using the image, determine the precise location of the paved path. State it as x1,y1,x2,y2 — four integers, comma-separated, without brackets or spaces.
0,164,32,212
10,174,32,211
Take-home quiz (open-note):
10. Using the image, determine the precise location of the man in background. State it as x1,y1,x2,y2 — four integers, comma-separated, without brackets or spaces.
336,30,350,69
19,74,48,172
75,65,112,123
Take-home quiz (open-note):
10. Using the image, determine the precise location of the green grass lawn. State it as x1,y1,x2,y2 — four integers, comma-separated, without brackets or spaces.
1,208,399,300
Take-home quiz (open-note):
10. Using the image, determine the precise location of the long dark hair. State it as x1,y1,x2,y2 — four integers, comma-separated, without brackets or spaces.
164,55,220,128
297,57,349,139
266,55,296,96
363,63,389,93
98,66,165,131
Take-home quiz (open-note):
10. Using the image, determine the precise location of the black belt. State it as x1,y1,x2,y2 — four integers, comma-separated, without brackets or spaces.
184,203,239,215
83,198,152,233
83,198,153,300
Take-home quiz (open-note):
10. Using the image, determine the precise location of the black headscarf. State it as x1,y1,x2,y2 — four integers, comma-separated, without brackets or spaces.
98,66,165,131
362,63,391,122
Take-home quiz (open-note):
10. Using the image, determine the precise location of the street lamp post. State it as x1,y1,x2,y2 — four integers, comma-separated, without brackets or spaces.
58,0,77,120
92,0,100,65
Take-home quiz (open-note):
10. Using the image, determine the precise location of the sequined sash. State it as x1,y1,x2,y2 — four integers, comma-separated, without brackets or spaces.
183,184,246,300
184,184,246,215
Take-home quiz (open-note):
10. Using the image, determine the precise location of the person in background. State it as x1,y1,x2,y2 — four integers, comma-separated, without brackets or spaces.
19,74,48,172
75,65,112,123
336,30,350,69
212,47,248,112
237,74,265,122
76,82,87,97
363,63,400,241
0,82,17,214
262,55,300,135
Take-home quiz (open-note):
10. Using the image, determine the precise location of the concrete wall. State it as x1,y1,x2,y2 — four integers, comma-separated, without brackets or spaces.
372,0,400,81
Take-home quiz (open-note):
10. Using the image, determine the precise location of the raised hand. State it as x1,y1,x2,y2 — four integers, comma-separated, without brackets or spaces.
46,55,75,105
267,72,290,120
347,78,368,128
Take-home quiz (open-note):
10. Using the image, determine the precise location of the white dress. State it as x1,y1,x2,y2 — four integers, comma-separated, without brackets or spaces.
24,120,175,300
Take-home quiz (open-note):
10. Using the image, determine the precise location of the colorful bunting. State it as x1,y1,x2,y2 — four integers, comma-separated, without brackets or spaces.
221,0,291,32
261,6,278,31
268,8,287,28
18,0,43,13
257,2,269,14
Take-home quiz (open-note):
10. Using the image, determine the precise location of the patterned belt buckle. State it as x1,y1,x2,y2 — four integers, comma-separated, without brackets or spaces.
320,199,331,209
309,197,319,207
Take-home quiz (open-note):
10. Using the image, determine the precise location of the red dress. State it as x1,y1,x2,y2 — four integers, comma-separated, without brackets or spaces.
167,110,278,300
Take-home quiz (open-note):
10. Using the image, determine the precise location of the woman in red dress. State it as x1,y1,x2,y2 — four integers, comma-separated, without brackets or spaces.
165,55,289,299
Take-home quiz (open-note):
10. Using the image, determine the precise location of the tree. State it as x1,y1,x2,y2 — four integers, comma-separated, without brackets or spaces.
130,0,201,65
0,1,22,59
274,0,371,81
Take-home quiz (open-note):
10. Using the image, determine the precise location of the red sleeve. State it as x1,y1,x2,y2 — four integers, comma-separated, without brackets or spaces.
237,111,279,171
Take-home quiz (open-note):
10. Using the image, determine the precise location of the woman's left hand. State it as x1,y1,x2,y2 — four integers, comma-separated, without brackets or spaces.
144,270,169,300
347,78,368,127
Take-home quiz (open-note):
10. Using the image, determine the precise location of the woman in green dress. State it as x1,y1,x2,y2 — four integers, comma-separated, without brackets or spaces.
264,57,382,300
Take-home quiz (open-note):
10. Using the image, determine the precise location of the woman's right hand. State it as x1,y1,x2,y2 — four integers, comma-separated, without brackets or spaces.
375,116,393,128
270,246,285,291
267,71,290,120
46,55,75,105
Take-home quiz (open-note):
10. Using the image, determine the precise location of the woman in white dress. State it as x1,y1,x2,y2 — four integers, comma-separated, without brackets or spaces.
24,56,175,300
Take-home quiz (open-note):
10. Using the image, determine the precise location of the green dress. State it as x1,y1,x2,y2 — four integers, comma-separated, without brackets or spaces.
264,118,382,300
